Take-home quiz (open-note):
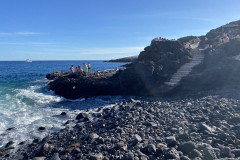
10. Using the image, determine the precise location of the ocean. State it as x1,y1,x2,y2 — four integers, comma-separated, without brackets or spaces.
0,60,127,148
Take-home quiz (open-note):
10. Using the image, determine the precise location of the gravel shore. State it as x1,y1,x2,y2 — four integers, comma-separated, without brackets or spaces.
2,91,240,160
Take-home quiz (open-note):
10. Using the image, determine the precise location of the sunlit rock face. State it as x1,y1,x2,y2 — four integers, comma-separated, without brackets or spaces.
174,39,240,93
116,40,191,96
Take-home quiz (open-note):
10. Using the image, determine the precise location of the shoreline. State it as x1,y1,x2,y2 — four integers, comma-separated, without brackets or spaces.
3,89,240,160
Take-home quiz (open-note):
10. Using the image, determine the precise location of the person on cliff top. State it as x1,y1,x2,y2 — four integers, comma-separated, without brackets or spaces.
88,62,91,73
70,65,74,73
83,64,88,72
112,67,119,72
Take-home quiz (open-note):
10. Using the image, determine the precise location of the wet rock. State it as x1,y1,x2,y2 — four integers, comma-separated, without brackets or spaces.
19,141,25,145
38,127,46,131
31,143,54,157
6,127,16,131
60,112,67,116
5,141,14,148
76,112,90,121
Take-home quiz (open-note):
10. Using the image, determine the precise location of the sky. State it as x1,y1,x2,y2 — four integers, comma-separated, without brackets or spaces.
0,0,240,60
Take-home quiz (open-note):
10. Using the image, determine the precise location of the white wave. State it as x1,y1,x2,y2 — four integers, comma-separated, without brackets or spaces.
15,85,64,105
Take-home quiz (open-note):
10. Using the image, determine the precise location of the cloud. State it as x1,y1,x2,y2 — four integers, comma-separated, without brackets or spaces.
47,46,145,55
0,42,58,45
0,32,41,36
80,47,144,55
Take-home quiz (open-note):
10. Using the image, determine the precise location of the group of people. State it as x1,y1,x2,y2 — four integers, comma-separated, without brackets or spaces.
70,63,91,74
152,37,168,41
218,30,240,44
219,32,231,44
69,63,119,77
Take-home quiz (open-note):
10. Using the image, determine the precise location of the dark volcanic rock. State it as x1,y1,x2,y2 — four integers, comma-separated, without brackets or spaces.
60,112,67,116
76,113,90,122
46,71,71,80
38,127,46,131
47,40,190,99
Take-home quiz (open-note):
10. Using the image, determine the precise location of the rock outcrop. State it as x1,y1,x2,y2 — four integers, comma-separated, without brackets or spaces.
47,40,191,99
119,40,191,95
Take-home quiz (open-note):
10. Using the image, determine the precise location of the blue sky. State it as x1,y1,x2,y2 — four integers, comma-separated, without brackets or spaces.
0,0,240,60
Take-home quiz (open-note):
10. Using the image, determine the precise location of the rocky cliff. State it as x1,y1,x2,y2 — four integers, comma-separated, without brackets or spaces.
47,19,240,99
172,38,240,94
47,40,190,99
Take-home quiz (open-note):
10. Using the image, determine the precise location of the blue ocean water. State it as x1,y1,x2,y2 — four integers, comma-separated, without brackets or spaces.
0,61,127,147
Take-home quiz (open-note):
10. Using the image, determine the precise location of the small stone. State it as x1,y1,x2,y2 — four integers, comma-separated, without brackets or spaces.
89,153,103,160
189,149,202,159
50,153,60,160
203,146,218,159
132,134,142,145
147,144,156,154
156,147,163,157
178,141,197,155
200,123,214,133
232,149,240,158
220,146,231,158
33,157,46,160
166,136,178,147
114,142,125,150
89,133,99,140
31,143,54,157
122,152,134,160
180,156,191,160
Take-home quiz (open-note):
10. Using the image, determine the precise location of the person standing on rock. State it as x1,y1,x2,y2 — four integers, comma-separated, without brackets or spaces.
88,62,91,73
78,65,83,73
84,64,88,72
70,65,74,73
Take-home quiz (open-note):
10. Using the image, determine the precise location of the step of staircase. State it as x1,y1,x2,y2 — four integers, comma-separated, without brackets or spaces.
164,49,204,87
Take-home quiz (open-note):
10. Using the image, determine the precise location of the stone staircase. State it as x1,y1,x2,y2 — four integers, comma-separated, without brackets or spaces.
165,49,204,86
